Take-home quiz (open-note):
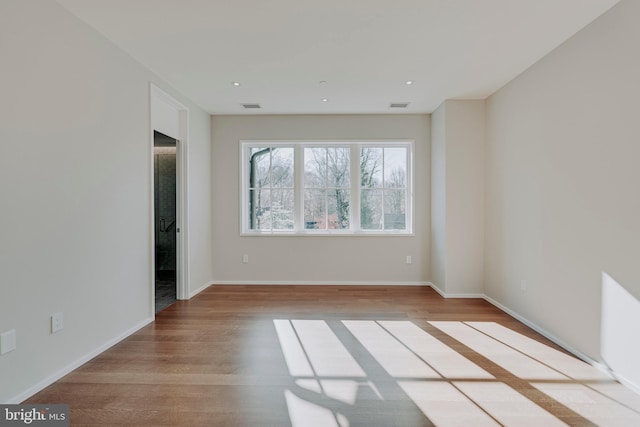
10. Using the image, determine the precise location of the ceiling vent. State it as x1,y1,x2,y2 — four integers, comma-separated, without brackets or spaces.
242,103,261,109
390,102,410,109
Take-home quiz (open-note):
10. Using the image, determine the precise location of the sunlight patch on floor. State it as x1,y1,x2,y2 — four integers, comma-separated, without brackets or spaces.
533,382,640,426
430,321,567,380
295,379,373,406
274,319,638,427
398,381,499,426
285,389,349,427
466,321,611,381
293,320,367,378
454,381,568,426
342,320,441,378
588,382,640,413
274,319,366,377
380,320,494,379
274,319,315,376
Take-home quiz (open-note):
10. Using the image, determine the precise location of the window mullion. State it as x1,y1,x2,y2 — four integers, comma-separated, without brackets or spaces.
381,147,386,231
324,148,329,230
268,151,273,231
406,145,412,234
294,145,304,232
350,145,360,232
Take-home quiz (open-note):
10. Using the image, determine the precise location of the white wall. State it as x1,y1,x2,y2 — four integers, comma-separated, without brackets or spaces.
485,0,640,388
430,100,485,296
446,101,485,295
184,108,214,297
0,0,212,402
430,105,447,290
211,115,430,284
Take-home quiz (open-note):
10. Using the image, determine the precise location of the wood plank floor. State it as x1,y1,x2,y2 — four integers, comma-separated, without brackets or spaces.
25,285,640,426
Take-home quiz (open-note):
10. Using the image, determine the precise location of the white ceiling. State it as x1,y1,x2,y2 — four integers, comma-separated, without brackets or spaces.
56,0,619,115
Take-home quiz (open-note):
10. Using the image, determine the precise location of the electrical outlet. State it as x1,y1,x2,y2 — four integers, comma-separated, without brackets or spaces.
406,255,412,265
51,312,64,333
521,280,527,291
242,254,249,264
0,329,16,355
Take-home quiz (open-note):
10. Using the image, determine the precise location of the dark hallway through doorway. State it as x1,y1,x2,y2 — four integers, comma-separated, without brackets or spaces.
154,131,177,312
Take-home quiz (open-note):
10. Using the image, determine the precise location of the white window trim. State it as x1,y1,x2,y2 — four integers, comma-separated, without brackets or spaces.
240,140,414,236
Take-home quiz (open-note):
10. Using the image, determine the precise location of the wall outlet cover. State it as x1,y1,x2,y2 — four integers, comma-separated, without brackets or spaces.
52,312,64,333
0,329,17,355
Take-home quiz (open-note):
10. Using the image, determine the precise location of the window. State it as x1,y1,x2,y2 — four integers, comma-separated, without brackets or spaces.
247,146,294,231
360,147,408,230
304,147,350,230
241,141,413,235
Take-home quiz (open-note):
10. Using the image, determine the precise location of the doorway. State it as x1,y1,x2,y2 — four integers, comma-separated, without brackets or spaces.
154,130,178,312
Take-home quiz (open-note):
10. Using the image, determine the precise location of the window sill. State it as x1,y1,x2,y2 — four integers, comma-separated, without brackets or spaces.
240,230,414,237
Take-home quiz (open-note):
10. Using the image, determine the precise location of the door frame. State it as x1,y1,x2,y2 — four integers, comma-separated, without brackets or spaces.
150,83,189,311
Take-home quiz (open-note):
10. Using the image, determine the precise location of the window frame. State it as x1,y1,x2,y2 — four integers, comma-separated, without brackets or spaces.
240,140,414,236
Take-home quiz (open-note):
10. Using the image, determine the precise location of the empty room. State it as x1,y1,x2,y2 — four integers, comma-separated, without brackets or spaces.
1,0,639,425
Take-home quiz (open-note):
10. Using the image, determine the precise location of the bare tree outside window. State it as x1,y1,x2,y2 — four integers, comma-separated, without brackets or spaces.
304,147,350,229
248,147,294,230
360,147,407,230
360,148,383,229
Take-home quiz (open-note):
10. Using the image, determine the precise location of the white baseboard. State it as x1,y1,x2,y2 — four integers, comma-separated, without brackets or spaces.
483,295,640,395
211,280,430,286
428,282,485,299
8,317,153,404
612,372,640,396
482,295,598,364
485,294,640,394
189,280,215,298
429,282,446,297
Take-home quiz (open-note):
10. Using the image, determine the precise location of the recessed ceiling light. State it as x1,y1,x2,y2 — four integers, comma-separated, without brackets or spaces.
319,80,328,85
232,82,241,86
321,98,329,102
405,80,414,85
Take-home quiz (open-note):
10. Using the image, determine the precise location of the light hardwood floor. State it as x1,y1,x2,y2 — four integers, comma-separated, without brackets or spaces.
25,286,640,426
